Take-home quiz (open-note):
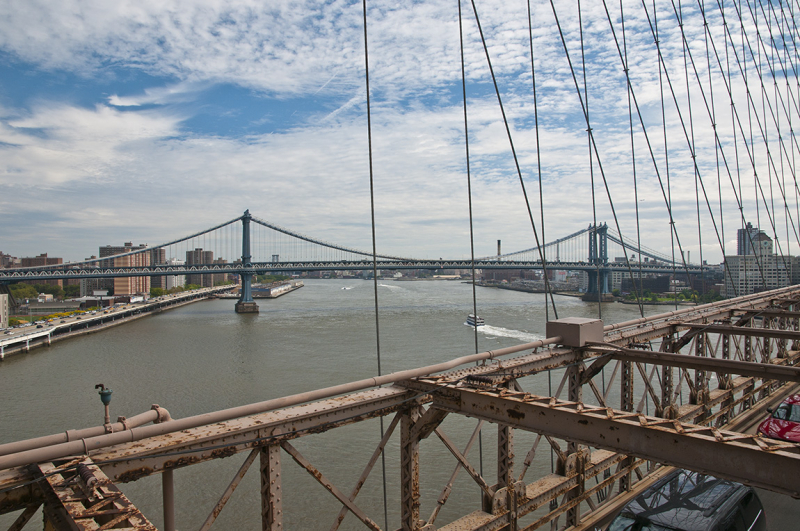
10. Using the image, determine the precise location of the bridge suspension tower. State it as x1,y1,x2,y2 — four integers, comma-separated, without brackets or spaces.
235,209,259,314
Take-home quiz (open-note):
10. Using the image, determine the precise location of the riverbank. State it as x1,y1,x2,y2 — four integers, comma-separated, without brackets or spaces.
474,281,585,298
0,286,235,359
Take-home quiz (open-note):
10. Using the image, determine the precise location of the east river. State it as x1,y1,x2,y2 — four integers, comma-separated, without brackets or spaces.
0,279,663,530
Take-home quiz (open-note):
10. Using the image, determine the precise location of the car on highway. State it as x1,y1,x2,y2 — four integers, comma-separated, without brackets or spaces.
607,468,765,531
757,394,800,443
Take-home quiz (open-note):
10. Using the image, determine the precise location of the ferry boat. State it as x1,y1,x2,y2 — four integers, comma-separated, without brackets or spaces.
466,314,485,327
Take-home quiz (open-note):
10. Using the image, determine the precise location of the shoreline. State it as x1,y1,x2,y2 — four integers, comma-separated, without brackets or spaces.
1,287,234,360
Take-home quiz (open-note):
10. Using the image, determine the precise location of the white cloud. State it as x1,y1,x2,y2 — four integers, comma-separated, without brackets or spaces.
0,0,797,264
108,81,209,106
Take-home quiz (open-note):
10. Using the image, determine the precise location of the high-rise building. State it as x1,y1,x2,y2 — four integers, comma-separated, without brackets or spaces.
723,254,790,297
211,258,229,286
150,248,167,289
186,248,214,287
737,223,768,256
0,252,19,269
98,243,150,295
20,253,63,288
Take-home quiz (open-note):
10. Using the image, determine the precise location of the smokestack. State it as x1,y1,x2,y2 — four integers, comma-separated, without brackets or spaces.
497,240,501,258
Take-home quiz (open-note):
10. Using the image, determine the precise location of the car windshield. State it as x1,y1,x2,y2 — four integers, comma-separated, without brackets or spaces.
772,403,800,422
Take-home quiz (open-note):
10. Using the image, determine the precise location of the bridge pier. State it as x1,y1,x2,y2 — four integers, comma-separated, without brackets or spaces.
582,223,614,302
235,210,259,314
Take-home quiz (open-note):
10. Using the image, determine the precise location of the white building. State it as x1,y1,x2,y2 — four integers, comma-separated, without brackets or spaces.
723,233,793,297
166,258,186,290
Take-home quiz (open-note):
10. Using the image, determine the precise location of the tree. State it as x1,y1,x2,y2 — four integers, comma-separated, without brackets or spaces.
150,287,165,297
9,283,38,300
64,285,80,298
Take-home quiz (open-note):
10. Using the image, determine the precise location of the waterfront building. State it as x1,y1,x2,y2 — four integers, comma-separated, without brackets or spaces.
20,253,63,288
0,252,20,269
212,257,228,286
723,232,793,297
0,294,7,329
99,243,150,296
165,258,186,290
186,248,214,287
150,248,167,289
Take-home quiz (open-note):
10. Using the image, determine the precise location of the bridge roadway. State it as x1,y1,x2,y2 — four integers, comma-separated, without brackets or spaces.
0,259,708,282
0,286,799,530
0,285,236,359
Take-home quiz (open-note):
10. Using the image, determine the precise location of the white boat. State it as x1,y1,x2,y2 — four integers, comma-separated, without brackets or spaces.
466,314,485,327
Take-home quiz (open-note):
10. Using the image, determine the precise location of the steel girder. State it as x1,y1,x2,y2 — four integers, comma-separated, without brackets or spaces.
36,458,156,530
416,381,800,497
587,344,800,383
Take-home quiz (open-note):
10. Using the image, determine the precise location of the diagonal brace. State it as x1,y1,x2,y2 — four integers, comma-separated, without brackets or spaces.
280,441,381,531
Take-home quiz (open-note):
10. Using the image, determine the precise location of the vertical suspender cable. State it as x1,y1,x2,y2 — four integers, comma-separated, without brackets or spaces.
551,2,647,314
457,0,480,362
578,0,603,319
360,2,388,528
679,0,704,300
457,0,484,481
653,2,679,309
527,0,557,321
620,0,646,317
702,0,718,296
468,0,560,317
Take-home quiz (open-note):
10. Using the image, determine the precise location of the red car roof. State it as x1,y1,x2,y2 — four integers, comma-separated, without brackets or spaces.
757,396,800,444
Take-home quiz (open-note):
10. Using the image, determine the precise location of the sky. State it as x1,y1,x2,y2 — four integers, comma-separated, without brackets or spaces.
1,0,798,264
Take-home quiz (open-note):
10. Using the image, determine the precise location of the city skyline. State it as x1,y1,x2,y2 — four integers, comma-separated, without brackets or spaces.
1,1,798,263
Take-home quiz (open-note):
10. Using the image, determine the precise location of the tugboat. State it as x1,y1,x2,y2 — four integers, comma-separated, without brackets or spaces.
466,314,485,327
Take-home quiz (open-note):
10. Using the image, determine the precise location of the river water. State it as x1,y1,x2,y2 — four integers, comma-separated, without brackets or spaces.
0,279,661,530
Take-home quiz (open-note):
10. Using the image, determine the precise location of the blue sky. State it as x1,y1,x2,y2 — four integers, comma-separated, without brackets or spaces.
1,0,796,263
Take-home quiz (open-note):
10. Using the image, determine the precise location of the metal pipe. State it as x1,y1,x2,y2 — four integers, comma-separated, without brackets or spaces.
0,406,171,457
0,337,561,470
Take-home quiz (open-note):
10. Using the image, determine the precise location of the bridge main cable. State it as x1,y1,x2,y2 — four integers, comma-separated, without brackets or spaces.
249,214,416,262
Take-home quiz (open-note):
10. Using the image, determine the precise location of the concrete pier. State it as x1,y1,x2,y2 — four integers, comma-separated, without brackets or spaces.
234,301,259,313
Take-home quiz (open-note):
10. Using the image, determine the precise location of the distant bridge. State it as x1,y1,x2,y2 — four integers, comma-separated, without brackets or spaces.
0,212,708,311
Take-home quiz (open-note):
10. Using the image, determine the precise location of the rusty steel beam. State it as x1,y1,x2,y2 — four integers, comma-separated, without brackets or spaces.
434,427,494,499
423,383,800,497
603,287,800,331
280,441,381,531
677,323,800,341
199,448,259,531
260,445,282,531
733,309,800,319
331,413,400,531
7,503,39,531
588,344,800,383
427,420,484,527
400,408,421,531
97,387,419,483
37,458,156,530
0,337,564,474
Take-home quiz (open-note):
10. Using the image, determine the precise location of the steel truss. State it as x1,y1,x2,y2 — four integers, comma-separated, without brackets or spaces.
1,286,800,530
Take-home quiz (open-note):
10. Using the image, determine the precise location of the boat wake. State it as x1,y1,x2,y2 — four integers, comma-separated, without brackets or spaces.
479,325,543,342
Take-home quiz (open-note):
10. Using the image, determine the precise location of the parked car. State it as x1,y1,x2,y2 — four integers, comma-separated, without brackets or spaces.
757,394,800,443
607,468,765,531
